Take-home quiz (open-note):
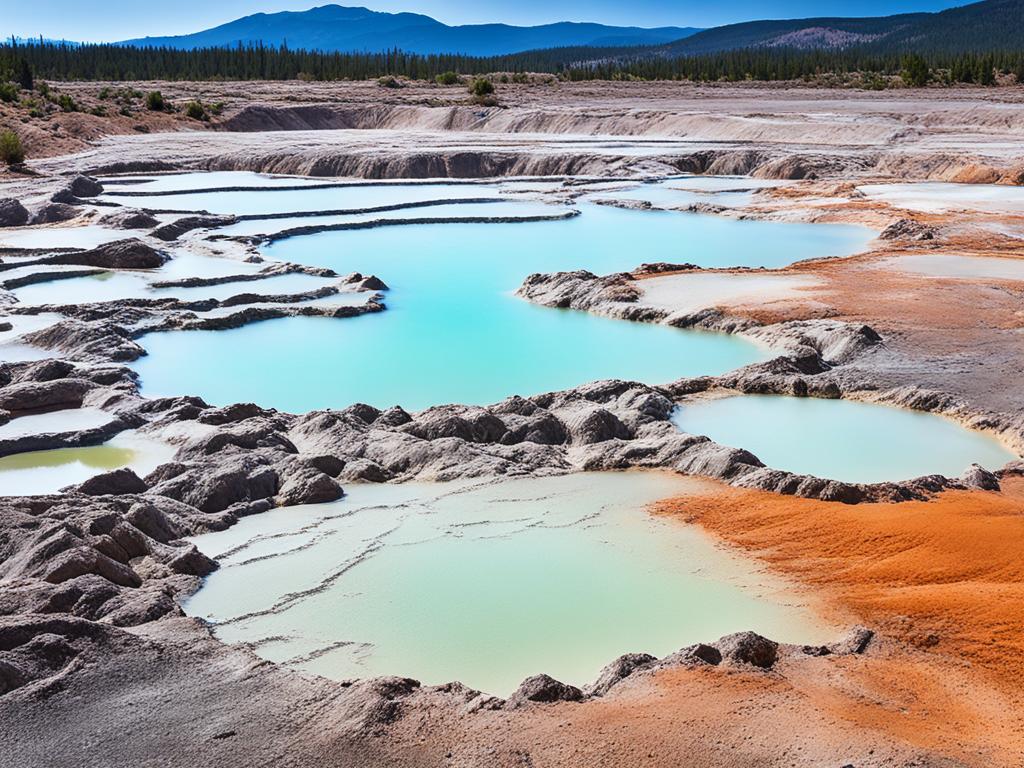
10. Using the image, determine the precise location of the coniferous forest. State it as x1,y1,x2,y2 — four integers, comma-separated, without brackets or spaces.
0,40,1022,86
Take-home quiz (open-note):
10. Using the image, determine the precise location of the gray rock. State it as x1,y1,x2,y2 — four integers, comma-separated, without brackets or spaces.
959,463,1000,491
30,203,79,225
76,469,149,496
714,632,779,669
99,209,160,230
505,674,584,708
42,547,142,588
69,175,104,198
45,239,167,270
660,643,722,667
879,218,936,241
152,216,235,242
829,626,875,656
586,652,657,696
0,198,29,227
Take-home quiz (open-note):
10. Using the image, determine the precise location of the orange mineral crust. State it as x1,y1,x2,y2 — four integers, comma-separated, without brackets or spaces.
654,477,1024,686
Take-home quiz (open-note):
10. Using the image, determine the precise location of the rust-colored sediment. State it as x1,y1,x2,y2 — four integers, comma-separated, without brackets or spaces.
654,477,1024,685
636,478,1024,764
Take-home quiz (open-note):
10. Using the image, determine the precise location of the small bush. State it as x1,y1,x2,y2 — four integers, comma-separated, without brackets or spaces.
377,76,402,88
36,81,50,97
208,101,225,116
468,77,494,97
0,129,25,165
435,71,459,85
98,86,111,100
0,82,17,103
57,93,78,112
145,90,165,111
22,98,45,118
184,100,208,120
90,105,107,117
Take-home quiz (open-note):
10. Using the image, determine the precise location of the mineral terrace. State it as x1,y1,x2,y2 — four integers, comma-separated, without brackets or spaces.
1,81,1023,767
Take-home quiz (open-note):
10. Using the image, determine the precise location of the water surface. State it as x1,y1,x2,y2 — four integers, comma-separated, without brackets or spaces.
0,431,175,496
185,472,830,695
133,201,872,411
673,395,1017,483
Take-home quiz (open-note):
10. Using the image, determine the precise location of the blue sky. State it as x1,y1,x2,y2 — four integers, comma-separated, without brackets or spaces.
5,0,971,42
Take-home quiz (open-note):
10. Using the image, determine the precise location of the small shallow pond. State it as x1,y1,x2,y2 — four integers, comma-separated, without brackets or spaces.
673,395,1017,483
132,198,873,411
184,472,831,695
0,431,175,496
0,407,114,439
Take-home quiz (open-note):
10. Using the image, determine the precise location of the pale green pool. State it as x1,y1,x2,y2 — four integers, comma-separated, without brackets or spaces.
673,395,1017,483
185,472,831,695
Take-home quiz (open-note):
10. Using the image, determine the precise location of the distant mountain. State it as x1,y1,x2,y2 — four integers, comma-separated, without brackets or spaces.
121,5,701,56
663,0,1022,55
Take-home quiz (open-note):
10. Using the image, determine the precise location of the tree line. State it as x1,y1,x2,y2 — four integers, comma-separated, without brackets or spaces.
1,39,1022,85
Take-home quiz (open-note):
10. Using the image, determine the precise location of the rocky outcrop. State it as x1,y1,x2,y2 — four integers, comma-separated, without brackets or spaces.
68,175,104,198
29,203,79,225
879,218,936,241
76,468,149,496
50,175,104,204
714,632,779,669
151,216,237,242
505,674,584,708
0,199,29,228
17,239,169,270
99,209,160,230
586,653,657,697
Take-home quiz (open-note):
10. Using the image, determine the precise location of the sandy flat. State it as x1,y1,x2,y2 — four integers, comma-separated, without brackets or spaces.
638,271,821,314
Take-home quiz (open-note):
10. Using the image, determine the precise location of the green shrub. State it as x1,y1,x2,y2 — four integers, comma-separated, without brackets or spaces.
0,129,25,165
209,101,225,116
0,82,17,103
36,81,50,97
57,93,78,112
435,71,459,85
98,86,111,100
145,90,165,111
377,75,402,88
468,77,494,97
184,100,208,120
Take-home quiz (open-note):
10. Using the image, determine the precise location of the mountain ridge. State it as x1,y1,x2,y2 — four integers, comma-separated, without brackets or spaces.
120,5,701,56
662,0,1021,55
